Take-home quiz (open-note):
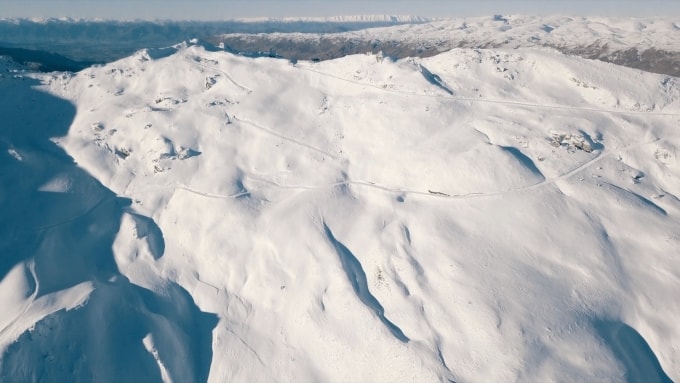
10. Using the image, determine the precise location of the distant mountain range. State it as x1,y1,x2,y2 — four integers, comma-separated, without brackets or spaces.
0,16,432,63
1,15,679,382
1,15,678,77
212,15,680,77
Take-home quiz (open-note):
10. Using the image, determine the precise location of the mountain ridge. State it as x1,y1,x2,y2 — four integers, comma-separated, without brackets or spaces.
1,41,678,381
2,15,679,76
213,15,680,76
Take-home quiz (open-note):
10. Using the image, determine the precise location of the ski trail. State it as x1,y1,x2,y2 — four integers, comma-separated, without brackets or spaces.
245,137,662,200
453,97,680,117
128,183,250,200
509,137,662,194
127,138,656,203
233,115,338,160
298,66,680,117
190,60,253,93
123,137,663,203
174,184,251,199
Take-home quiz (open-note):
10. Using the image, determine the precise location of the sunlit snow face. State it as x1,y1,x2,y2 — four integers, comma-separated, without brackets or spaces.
1,11,679,382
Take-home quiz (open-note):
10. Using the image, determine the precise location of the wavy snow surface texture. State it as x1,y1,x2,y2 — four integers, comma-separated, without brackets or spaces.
1,43,680,382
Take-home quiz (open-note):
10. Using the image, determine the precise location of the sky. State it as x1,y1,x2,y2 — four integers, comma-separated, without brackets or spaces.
1,0,679,20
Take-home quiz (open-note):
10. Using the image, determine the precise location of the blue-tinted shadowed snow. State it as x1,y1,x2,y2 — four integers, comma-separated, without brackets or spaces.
418,64,454,95
1,278,217,383
0,67,217,382
323,223,409,343
594,320,673,383
499,145,545,181
128,212,166,260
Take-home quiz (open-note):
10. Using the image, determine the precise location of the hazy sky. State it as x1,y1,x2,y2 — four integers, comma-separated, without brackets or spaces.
2,0,679,20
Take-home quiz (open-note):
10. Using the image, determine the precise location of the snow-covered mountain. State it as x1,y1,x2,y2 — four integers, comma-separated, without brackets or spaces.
0,16,433,63
1,20,680,383
230,15,437,23
214,15,680,76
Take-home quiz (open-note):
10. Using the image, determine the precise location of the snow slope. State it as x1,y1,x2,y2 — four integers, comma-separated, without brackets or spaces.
1,39,680,382
214,15,680,76
337,15,680,52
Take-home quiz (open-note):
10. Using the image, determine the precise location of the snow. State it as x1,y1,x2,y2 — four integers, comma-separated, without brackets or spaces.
1,23,680,383
2,15,435,24
215,15,680,75
230,15,437,23
314,15,680,52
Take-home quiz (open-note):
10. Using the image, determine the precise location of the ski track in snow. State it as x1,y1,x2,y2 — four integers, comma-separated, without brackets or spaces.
126,132,664,203
298,65,680,117
174,184,251,200
112,45,680,206
232,115,339,160
3,35,680,382
189,60,253,93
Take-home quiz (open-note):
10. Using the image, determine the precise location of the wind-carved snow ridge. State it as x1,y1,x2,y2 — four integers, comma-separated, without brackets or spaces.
418,64,454,95
593,320,674,383
127,212,166,260
498,146,545,181
323,223,410,343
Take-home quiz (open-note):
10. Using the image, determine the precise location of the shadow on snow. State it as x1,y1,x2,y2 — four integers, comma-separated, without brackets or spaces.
0,69,216,382
323,222,409,343
594,320,673,383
